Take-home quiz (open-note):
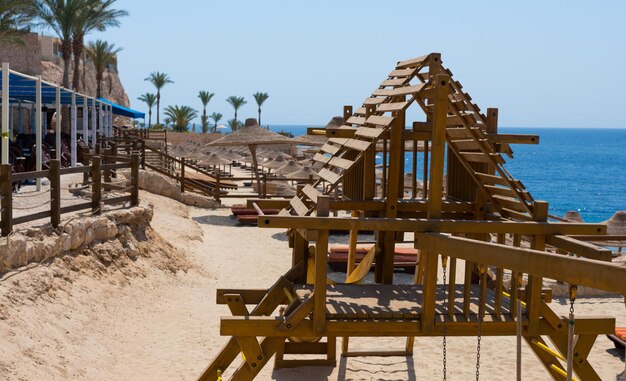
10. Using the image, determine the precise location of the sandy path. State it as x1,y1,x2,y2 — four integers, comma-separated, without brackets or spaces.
1,190,624,380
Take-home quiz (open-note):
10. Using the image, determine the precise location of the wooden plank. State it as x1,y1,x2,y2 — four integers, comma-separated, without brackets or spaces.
363,97,385,105
257,216,606,236
377,101,410,112
460,152,493,164
500,207,533,221
491,195,528,213
416,233,626,295
388,68,414,77
450,139,480,151
484,184,525,199
329,138,370,152
380,78,406,87
545,235,612,261
346,116,366,126
355,127,385,139
366,115,395,127
318,168,341,184
320,143,340,155
446,127,474,139
488,133,540,145
312,153,331,164
475,172,508,186
328,156,354,170
396,54,429,69
314,230,329,333
289,196,310,216
301,184,321,203
371,88,394,97
388,84,426,96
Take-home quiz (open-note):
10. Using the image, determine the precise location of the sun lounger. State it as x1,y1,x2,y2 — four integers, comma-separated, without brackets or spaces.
607,327,626,349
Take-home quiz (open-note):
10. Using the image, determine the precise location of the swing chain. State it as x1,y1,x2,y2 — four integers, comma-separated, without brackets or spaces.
442,256,448,381
569,285,577,315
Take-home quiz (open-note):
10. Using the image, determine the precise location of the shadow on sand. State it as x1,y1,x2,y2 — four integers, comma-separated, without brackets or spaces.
192,215,241,227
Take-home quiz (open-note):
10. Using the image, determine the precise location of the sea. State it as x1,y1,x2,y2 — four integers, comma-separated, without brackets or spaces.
268,126,626,222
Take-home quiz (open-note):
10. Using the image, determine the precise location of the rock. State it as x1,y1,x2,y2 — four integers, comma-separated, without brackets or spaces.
106,221,118,240
83,227,95,246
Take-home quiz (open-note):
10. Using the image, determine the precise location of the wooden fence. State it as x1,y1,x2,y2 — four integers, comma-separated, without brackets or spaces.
0,153,139,236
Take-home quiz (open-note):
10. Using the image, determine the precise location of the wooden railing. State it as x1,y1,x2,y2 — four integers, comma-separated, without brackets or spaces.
0,153,140,236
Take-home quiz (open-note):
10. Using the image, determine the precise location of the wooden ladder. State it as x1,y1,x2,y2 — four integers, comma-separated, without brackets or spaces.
280,54,434,217
422,65,535,220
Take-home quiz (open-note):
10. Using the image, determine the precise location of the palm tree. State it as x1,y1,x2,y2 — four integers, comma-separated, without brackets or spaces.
137,93,156,128
145,71,173,126
209,112,222,133
197,90,214,133
0,0,35,46
71,0,127,91
85,39,121,98
252,92,269,126
33,0,83,88
164,105,197,132
225,96,246,132
227,118,243,132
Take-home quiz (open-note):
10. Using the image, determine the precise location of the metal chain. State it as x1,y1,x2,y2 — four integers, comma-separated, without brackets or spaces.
442,256,448,381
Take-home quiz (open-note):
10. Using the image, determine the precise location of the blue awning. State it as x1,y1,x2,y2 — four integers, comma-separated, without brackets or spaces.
0,70,144,118
97,98,145,119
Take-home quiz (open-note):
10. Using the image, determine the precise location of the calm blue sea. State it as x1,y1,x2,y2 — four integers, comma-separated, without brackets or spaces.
268,125,626,222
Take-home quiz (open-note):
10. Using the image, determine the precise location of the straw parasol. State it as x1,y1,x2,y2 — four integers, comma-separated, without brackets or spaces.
285,165,319,180
563,211,584,223
603,211,626,235
297,116,345,146
275,160,303,176
198,153,231,166
262,155,288,170
207,118,306,195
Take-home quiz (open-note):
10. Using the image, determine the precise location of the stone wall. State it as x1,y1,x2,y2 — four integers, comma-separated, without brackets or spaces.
0,33,42,76
0,205,153,271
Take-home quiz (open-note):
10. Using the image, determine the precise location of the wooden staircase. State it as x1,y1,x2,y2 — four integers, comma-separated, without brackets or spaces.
282,53,536,220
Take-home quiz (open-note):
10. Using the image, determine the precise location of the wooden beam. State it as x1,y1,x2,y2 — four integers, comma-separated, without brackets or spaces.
257,216,606,236
487,133,540,145
545,235,612,261
414,233,626,295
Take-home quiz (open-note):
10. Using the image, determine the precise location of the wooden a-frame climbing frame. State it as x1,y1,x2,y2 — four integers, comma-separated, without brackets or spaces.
198,53,626,381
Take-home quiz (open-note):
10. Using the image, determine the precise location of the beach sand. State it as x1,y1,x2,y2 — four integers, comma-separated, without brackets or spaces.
1,189,624,380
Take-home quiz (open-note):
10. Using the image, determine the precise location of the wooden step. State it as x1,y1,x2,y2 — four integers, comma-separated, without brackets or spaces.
312,153,331,164
372,88,395,97
388,84,425,96
318,168,342,184
396,54,429,69
354,107,366,116
446,128,474,139
449,139,481,151
366,115,395,127
301,184,321,203
500,207,532,221
380,78,406,87
329,138,371,152
329,156,354,170
474,172,508,186
388,68,414,78
289,196,310,216
491,195,529,213
346,116,366,126
320,143,340,155
377,101,410,112
484,185,530,200
355,127,385,139
278,208,291,216
364,97,386,105
460,152,491,164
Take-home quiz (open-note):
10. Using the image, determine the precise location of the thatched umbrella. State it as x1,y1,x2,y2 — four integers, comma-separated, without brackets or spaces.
286,165,319,180
563,211,584,223
207,118,306,195
604,211,626,235
275,160,303,176
261,155,288,170
198,153,231,166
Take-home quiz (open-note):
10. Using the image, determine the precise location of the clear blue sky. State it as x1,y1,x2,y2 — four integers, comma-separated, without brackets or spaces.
88,0,626,128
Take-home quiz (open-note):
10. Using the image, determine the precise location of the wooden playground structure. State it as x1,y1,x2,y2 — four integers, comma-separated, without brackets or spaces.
198,53,625,380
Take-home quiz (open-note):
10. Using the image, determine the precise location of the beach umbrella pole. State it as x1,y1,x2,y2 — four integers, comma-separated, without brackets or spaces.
248,144,262,197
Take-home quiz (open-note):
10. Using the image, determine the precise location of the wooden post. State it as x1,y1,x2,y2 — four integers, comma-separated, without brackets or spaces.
91,155,102,215
421,73,450,333
0,164,12,235
1,63,9,165
130,153,139,206
316,195,330,217
527,200,548,334
314,229,329,333
140,140,146,169
180,157,185,193
49,160,61,228
262,173,267,199
215,172,221,204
